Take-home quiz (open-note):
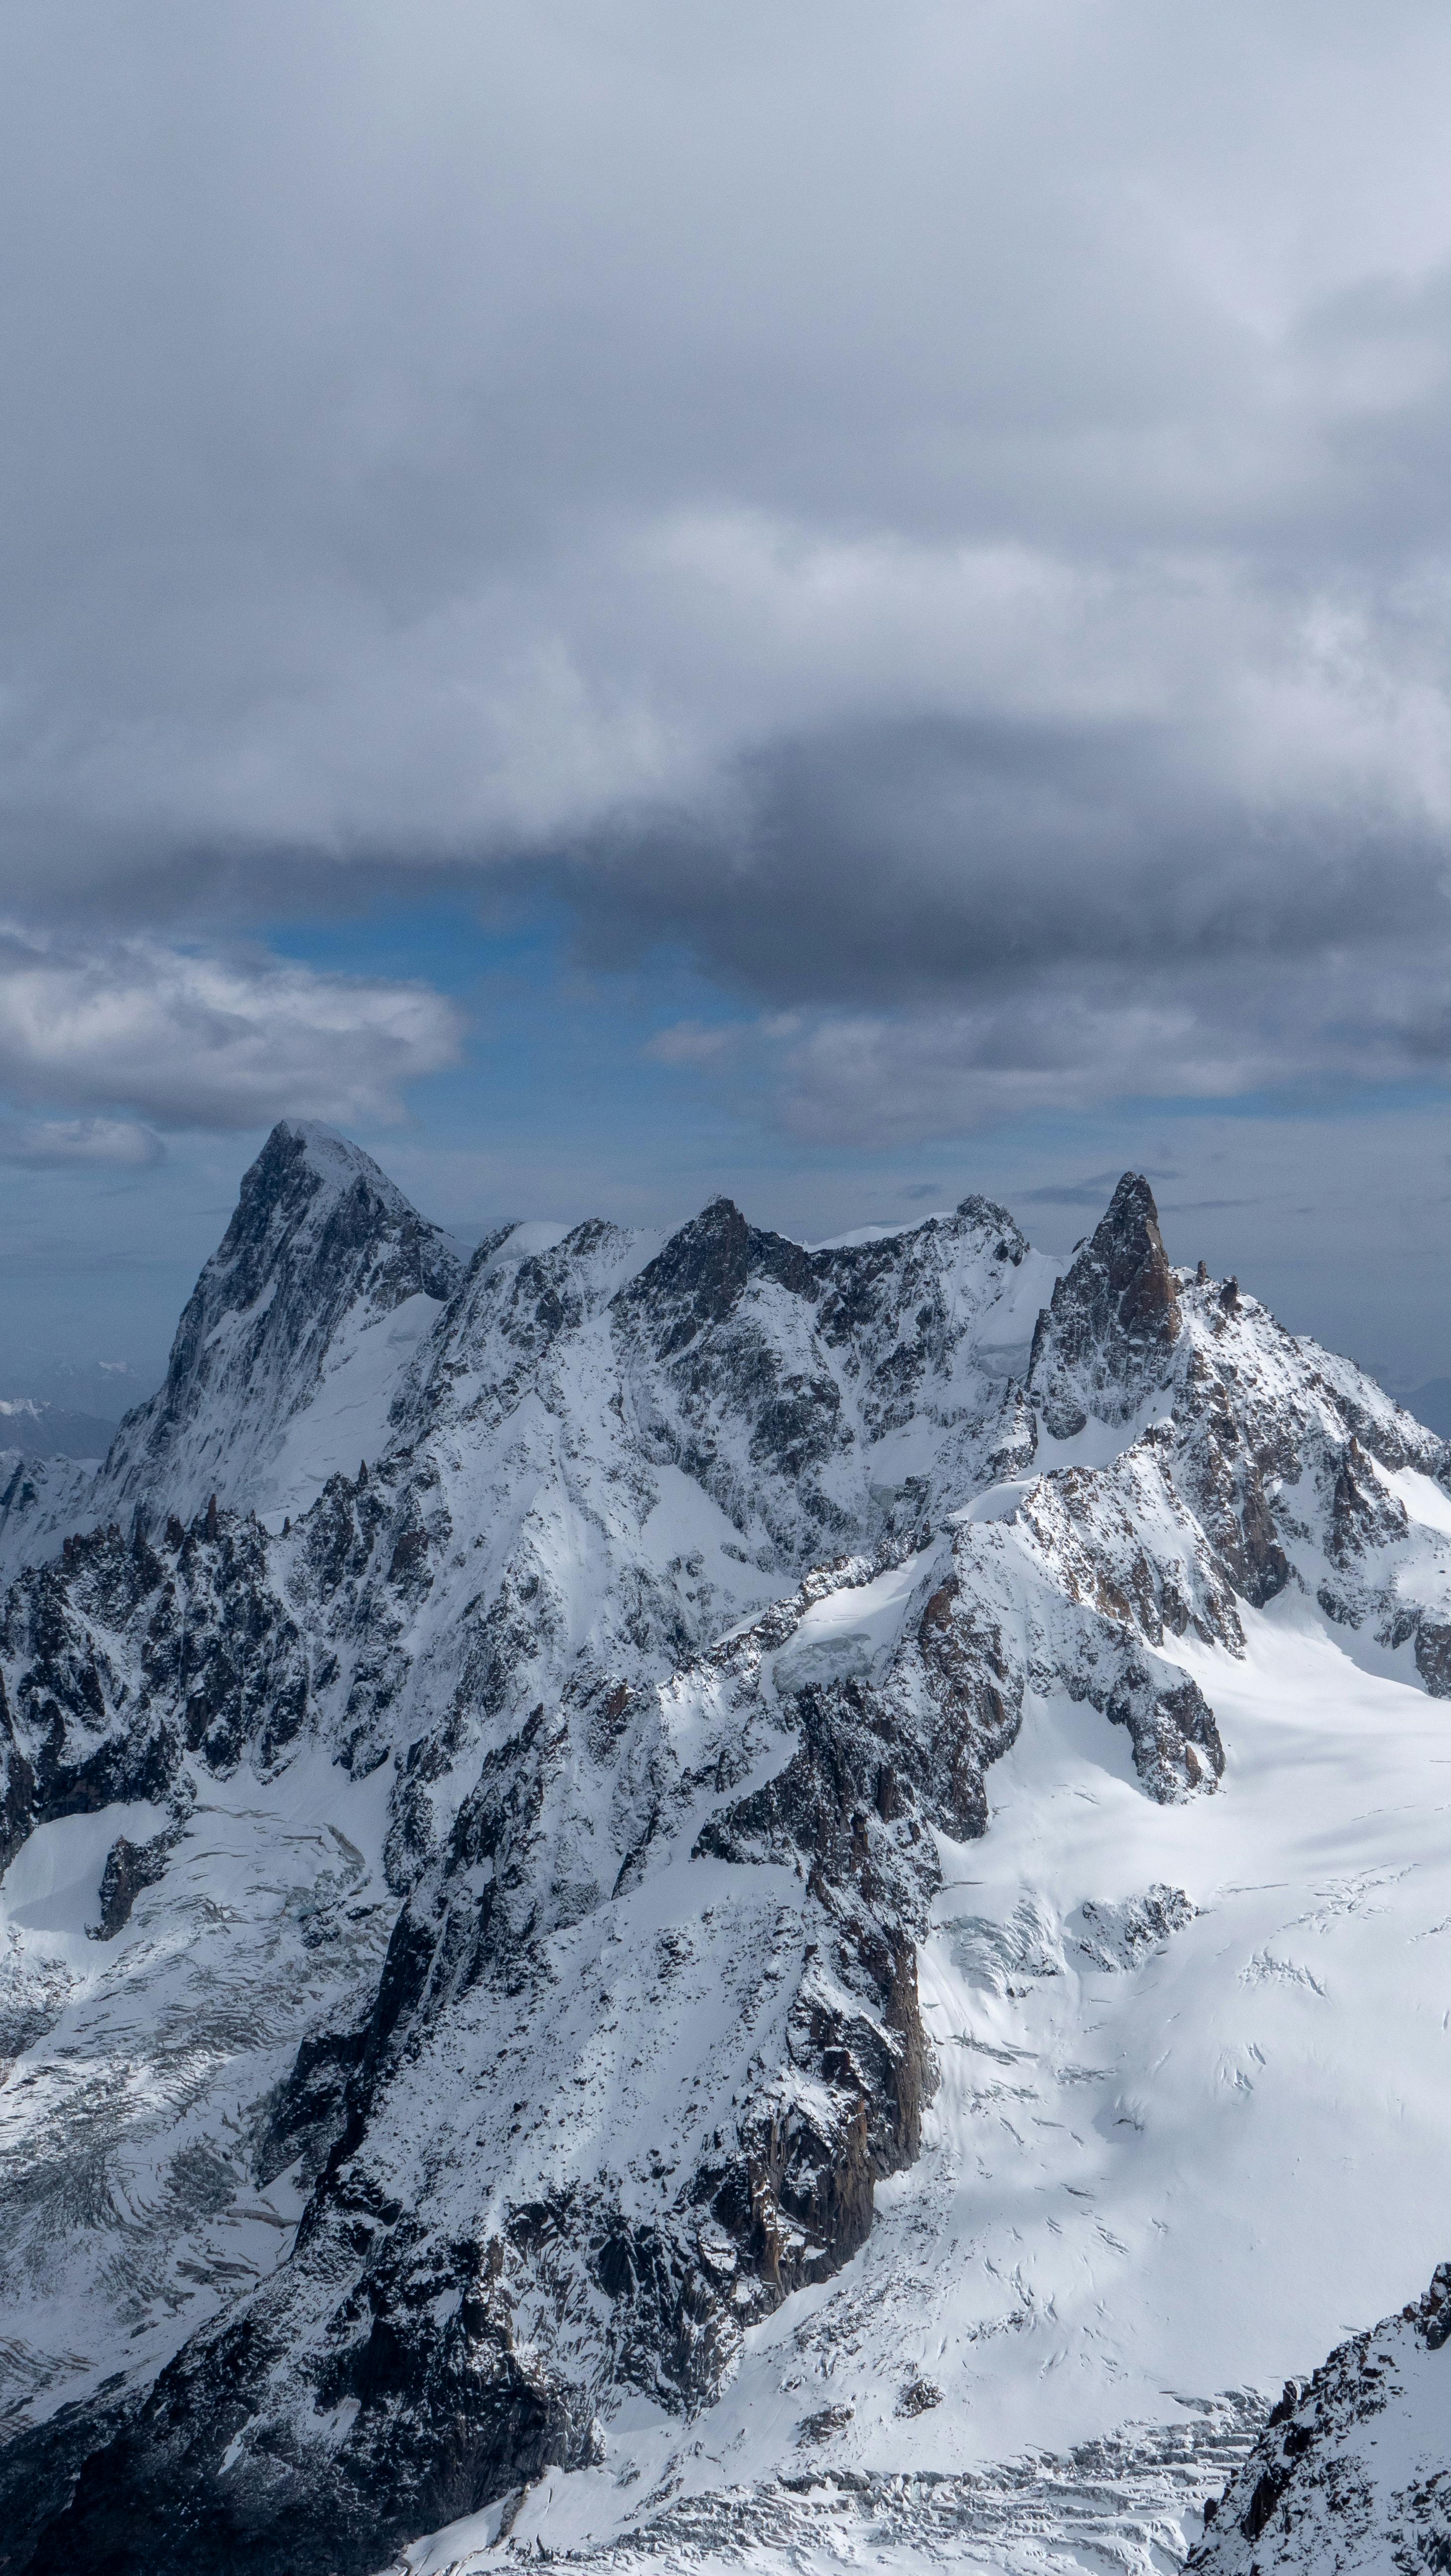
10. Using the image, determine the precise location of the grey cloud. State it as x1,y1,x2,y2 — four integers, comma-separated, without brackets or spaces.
1019,1171,1165,1209
0,1117,164,1169
553,707,1451,1006
1,5,1451,1134
741,928,1451,1150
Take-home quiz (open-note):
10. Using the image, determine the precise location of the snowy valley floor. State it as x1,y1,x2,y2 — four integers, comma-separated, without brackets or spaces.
390,1587,1451,2573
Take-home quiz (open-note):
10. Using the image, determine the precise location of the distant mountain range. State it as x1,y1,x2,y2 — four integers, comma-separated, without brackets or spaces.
0,1120,1446,2576
0,1397,124,1459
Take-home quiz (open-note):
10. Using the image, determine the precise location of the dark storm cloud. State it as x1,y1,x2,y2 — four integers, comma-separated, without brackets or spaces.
4,2,1451,1138
550,711,1451,1001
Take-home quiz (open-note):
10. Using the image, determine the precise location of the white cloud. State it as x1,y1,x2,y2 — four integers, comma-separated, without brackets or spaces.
643,1019,744,1067
0,927,464,1130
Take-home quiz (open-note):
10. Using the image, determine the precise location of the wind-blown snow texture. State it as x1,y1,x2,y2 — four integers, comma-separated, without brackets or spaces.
0,1134,1448,2575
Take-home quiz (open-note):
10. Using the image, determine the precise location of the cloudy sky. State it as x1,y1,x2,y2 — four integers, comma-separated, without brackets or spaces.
6,0,1451,1398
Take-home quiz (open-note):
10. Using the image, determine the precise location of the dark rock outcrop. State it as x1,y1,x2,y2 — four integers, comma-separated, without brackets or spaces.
1189,2263,1451,2573
1029,1173,1180,1437
89,1827,174,1937
615,1197,815,1359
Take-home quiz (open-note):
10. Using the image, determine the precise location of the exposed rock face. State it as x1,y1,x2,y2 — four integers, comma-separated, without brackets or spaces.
0,1507,310,1874
616,1196,815,1356
610,1192,1048,1560
2,1149,1451,2574
1190,2264,1451,2572
1029,1172,1180,1438
1074,1882,1197,1972
90,1827,174,1937
1325,1435,1410,1572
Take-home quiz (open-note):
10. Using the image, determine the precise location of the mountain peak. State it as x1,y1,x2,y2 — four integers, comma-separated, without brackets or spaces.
615,1197,813,1357
9,1136,1451,2570
1028,1170,1180,1435
1091,1171,1177,1331
1103,1166,1159,1225
223,1119,412,1251
205,1119,460,1310
94,1121,465,1519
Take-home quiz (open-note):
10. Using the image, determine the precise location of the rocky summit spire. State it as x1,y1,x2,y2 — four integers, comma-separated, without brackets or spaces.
1028,1172,1181,1437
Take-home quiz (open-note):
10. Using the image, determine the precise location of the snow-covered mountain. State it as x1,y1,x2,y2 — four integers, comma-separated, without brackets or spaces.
1,1132,1449,2575
97,1119,467,1524
0,1122,467,1576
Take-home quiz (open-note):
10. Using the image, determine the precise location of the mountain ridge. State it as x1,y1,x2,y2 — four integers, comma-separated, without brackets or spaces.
0,1129,1448,2575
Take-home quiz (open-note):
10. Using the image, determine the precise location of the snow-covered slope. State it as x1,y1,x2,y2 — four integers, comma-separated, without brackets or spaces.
0,1445,97,1574
1,1144,1449,2575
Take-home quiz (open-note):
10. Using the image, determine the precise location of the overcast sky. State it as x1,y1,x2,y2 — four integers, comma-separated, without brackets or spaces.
5,1,1451,1398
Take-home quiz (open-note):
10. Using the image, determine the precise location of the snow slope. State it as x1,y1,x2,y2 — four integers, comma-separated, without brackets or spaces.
0,1745,395,2420
379,1589,1451,2571
1,1145,1450,2575
0,1446,96,1576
